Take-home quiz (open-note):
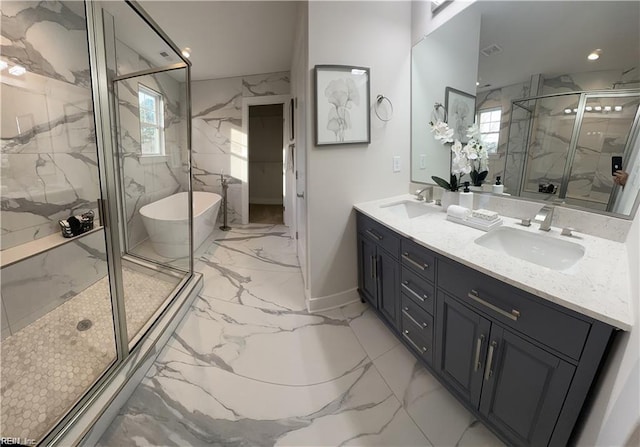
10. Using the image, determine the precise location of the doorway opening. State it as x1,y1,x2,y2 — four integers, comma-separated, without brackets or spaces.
248,103,285,224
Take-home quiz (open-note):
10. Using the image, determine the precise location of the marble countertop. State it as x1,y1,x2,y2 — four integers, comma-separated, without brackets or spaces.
354,194,633,331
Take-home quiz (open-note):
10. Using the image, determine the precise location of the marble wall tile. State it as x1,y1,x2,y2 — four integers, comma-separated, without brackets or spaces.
0,231,107,336
1,1,99,249
191,72,290,223
114,40,189,250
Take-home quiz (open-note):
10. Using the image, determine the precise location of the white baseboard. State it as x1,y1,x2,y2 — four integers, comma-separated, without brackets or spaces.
250,198,283,205
306,287,361,313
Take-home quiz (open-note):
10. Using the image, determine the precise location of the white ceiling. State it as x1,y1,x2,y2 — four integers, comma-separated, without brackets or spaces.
137,1,299,81
476,1,640,91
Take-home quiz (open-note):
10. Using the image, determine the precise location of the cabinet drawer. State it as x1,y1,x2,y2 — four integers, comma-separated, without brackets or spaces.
401,295,433,334
438,258,591,360
357,213,400,259
401,239,436,282
401,267,435,314
401,310,434,364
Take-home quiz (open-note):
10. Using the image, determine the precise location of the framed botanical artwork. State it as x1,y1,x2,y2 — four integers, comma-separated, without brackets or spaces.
314,65,370,146
444,87,476,143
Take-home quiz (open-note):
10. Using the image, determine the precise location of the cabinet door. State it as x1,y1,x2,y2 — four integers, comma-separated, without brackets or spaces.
357,234,377,306
378,249,400,330
436,292,491,408
479,326,576,446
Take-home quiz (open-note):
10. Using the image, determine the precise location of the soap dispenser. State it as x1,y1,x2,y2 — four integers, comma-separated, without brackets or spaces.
459,181,474,210
492,176,504,194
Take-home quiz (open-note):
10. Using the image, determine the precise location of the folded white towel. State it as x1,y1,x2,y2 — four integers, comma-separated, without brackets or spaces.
447,205,471,220
471,209,499,221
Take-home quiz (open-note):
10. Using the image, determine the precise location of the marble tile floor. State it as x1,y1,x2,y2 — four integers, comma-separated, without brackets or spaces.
99,224,505,447
1,266,179,442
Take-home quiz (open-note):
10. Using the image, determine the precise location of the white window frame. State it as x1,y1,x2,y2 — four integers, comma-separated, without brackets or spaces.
138,83,165,157
477,107,502,154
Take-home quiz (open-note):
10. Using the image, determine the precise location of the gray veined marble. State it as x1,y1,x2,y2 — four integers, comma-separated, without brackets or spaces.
100,225,505,446
191,72,290,224
1,1,99,249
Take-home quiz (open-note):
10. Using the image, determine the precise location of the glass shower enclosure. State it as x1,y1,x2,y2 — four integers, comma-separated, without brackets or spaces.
506,90,640,213
0,1,194,444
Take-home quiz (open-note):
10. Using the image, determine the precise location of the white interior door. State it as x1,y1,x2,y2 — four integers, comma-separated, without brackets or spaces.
294,95,307,287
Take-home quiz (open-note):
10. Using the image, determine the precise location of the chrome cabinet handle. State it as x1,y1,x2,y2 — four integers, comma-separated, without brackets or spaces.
402,252,429,271
366,229,383,241
402,309,427,330
484,341,497,381
474,334,485,372
370,256,376,279
468,290,520,321
403,331,427,353
296,192,304,198
402,281,427,303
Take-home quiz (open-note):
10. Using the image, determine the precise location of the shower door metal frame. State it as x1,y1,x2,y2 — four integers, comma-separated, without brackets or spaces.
513,89,640,215
40,0,194,444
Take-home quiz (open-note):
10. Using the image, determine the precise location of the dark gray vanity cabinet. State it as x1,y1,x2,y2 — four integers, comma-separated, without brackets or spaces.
354,210,617,447
436,289,576,446
356,214,401,330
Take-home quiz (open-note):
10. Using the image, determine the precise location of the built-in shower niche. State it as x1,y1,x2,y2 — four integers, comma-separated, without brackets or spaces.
0,54,100,250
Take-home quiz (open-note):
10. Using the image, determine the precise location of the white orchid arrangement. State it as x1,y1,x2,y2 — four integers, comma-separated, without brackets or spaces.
429,120,489,191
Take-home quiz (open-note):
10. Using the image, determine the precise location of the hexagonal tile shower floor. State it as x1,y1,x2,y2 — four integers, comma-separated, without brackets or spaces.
0,265,180,442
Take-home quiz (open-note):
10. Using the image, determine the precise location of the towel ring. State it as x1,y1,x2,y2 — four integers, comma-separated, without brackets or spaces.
374,95,394,122
432,102,448,123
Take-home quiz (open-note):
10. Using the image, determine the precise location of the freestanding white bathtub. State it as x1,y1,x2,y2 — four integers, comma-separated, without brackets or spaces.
139,191,221,258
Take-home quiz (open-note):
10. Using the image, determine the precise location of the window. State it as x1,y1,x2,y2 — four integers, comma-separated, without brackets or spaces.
478,108,502,154
138,84,164,156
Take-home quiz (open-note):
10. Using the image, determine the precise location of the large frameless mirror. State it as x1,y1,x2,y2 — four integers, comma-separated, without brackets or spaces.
411,1,640,218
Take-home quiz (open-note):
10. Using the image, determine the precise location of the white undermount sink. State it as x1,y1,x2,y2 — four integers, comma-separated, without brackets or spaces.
380,200,437,219
474,226,585,271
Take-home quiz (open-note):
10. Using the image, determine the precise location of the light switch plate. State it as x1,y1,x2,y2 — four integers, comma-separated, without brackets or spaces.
393,156,401,172
419,154,427,169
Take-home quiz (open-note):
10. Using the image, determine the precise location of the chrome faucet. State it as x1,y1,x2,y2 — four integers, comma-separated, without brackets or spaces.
415,186,433,202
533,205,554,231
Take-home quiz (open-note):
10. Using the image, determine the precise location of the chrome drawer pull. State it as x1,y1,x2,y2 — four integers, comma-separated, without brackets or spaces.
403,331,427,353
474,334,485,372
402,282,427,303
468,290,520,321
484,341,497,381
402,252,429,271
366,229,383,241
402,309,427,330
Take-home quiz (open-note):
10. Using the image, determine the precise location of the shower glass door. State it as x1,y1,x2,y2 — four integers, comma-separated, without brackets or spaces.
564,92,640,210
101,3,192,347
0,1,118,443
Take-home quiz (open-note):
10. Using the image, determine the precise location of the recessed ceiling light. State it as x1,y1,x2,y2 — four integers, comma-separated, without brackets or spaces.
9,65,26,76
564,109,572,114
181,47,191,59
573,108,578,113
614,105,623,111
585,106,593,112
587,49,602,61
594,106,602,111
476,81,480,86
0,61,7,71
604,106,612,112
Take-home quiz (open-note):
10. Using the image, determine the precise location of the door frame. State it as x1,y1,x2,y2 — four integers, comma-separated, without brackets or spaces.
241,94,292,226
